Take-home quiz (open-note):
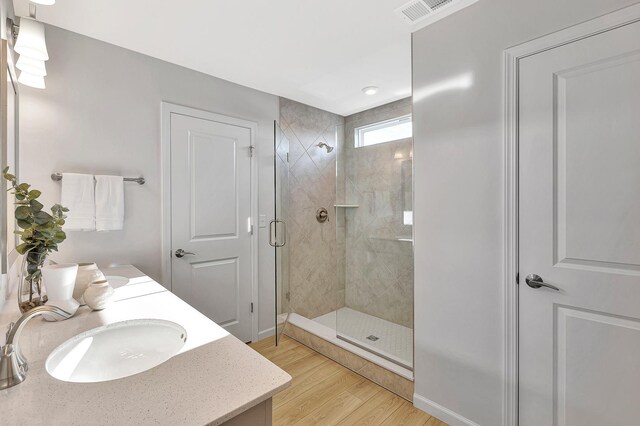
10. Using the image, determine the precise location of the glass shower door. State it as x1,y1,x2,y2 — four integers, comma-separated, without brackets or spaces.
272,121,289,345
336,109,414,370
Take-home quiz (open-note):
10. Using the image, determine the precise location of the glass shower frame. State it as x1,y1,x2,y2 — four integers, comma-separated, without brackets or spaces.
273,121,289,345
334,107,414,370
273,102,414,371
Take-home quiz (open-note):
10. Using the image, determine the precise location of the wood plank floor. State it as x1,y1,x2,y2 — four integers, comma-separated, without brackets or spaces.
249,335,447,426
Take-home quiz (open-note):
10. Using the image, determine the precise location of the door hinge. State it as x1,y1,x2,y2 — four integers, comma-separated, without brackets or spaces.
516,272,519,284
286,152,289,163
250,224,254,235
249,145,255,157
250,302,254,313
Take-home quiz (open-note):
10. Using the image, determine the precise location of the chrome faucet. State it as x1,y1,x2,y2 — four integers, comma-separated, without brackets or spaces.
0,305,71,390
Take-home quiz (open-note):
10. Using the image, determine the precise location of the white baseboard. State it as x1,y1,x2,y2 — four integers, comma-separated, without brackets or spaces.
257,326,275,341
413,393,480,426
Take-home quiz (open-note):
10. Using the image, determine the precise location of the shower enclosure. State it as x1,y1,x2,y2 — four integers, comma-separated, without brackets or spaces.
273,98,414,373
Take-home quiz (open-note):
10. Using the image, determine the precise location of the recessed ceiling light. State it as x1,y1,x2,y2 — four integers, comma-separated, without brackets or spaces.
362,86,379,95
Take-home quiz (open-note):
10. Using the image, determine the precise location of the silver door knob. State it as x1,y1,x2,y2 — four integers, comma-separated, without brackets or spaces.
525,274,560,291
175,249,195,258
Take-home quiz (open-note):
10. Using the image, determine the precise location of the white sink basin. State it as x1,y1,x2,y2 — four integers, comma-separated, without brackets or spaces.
46,319,187,383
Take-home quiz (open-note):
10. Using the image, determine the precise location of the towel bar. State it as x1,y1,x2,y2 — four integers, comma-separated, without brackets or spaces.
51,173,145,185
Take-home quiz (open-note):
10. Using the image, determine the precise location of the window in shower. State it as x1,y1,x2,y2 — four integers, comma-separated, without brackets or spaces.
354,114,412,147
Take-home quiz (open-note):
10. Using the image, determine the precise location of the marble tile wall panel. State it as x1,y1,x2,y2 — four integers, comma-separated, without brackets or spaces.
279,98,345,319
341,98,415,328
280,96,413,327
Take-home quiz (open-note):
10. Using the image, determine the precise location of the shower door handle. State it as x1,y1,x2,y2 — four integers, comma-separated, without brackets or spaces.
269,220,287,247
269,220,277,247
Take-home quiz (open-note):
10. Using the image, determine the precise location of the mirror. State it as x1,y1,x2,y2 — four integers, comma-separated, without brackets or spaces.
1,37,19,279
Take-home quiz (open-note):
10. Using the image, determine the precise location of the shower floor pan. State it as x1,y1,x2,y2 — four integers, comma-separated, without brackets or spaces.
314,307,413,370
284,312,413,381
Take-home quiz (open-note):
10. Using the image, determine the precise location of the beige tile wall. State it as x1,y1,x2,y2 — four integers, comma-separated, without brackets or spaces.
279,98,344,319
279,97,414,329
341,98,414,328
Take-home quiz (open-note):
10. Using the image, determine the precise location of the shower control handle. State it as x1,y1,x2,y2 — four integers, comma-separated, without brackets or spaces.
175,249,196,258
316,208,329,223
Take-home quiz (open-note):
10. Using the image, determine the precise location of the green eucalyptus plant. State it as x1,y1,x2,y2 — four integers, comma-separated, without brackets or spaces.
3,167,68,311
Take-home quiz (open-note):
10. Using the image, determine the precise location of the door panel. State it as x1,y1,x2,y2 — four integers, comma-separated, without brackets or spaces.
557,51,640,272
518,20,640,426
170,112,253,342
557,307,640,425
190,257,240,327
190,132,238,239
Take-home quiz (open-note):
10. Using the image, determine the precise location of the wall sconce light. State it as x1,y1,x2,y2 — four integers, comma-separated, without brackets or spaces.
16,55,47,76
11,1,55,89
14,18,48,60
17,70,45,89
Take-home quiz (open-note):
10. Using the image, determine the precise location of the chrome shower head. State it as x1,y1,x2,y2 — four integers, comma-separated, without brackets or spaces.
317,142,334,153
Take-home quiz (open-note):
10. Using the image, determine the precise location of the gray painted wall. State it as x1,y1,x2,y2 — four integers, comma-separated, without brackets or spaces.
412,0,638,424
18,25,279,338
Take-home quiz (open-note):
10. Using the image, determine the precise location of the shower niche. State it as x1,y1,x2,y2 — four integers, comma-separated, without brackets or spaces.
274,96,414,380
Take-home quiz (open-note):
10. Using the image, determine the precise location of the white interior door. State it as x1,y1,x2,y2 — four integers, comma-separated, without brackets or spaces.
169,111,253,342
519,20,640,426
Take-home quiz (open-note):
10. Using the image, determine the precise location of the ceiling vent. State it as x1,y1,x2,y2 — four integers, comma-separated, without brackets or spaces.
395,0,478,29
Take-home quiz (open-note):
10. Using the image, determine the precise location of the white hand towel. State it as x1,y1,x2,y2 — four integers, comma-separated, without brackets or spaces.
95,175,124,231
61,173,95,231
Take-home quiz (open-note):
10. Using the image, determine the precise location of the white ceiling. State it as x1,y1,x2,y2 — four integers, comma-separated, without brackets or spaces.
15,0,413,116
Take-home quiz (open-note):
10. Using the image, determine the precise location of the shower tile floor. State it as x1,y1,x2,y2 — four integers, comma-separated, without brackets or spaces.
313,307,413,369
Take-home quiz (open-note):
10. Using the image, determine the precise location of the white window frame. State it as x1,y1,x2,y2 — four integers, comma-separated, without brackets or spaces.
354,114,412,148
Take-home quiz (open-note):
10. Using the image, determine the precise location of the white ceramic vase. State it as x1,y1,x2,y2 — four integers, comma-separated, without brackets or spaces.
41,263,79,321
83,280,115,311
73,263,105,304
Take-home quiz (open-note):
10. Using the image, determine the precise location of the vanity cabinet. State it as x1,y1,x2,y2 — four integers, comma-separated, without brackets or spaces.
222,399,272,425
0,265,289,425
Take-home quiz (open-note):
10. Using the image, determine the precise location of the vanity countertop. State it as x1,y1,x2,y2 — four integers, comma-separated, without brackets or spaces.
0,265,291,426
